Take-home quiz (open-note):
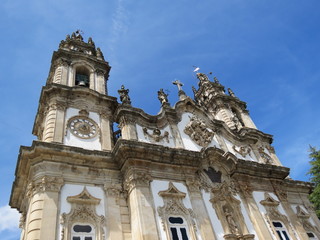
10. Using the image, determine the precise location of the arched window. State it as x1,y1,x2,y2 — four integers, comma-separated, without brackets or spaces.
75,66,90,87
272,221,290,240
168,216,189,240
71,223,95,240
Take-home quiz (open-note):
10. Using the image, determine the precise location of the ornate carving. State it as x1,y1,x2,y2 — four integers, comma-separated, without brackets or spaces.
196,72,210,83
258,147,273,164
26,176,64,197
19,213,26,229
118,85,131,105
60,187,105,240
210,181,254,239
185,177,202,192
96,69,105,76
227,88,237,98
124,171,152,193
56,58,70,67
157,182,198,239
184,116,214,147
272,181,288,202
260,193,295,238
232,145,251,158
143,127,169,143
296,206,319,235
237,181,253,198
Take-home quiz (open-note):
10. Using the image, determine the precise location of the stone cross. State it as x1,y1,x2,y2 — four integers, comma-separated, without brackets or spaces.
172,80,184,91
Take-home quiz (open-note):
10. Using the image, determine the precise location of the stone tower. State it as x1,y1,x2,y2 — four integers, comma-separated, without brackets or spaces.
10,32,320,240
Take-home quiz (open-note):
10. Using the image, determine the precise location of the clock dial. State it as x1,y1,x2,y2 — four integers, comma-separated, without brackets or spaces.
68,116,99,139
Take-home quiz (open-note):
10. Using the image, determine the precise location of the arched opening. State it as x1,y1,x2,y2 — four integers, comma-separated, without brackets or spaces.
75,66,90,87
168,216,189,240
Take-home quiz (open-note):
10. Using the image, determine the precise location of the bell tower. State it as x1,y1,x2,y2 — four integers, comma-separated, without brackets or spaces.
32,31,117,150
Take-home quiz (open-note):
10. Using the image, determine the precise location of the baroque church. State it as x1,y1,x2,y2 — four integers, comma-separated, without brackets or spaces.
10,31,320,240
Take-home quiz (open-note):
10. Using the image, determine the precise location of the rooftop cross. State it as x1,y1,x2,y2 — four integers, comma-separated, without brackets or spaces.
172,79,184,91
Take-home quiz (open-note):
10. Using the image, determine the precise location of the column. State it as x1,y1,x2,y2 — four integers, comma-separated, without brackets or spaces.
24,176,64,240
119,116,137,140
53,101,66,143
104,183,124,240
186,178,216,240
100,111,113,151
237,182,274,240
124,170,159,240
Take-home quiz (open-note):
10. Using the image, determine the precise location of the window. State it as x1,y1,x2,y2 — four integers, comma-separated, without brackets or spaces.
75,66,90,87
272,222,290,240
71,224,95,240
168,217,189,240
307,232,317,239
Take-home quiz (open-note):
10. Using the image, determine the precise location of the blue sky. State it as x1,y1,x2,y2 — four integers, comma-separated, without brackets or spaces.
1,0,320,238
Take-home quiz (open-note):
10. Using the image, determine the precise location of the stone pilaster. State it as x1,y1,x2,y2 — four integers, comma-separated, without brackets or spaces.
104,182,124,240
237,182,274,240
24,176,63,240
124,170,159,240
100,111,113,151
186,178,216,240
96,69,106,94
53,101,67,143
118,116,137,140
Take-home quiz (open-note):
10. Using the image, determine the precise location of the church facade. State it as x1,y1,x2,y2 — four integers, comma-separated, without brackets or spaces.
10,32,320,240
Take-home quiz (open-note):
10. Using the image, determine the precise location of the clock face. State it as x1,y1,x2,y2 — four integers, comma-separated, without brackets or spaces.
68,116,99,139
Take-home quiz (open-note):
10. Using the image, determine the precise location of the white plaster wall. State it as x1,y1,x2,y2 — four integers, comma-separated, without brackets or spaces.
234,194,259,239
224,138,257,161
177,113,220,152
58,184,107,240
201,190,224,239
150,180,203,240
64,107,101,150
136,124,175,148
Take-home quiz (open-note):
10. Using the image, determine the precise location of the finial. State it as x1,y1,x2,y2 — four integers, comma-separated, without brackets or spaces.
73,29,84,41
214,77,220,84
118,85,131,105
228,88,236,98
88,37,95,46
157,88,169,106
96,47,104,60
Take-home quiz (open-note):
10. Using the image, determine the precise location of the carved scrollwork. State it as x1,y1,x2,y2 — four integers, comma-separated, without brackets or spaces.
124,171,152,193
184,116,214,147
232,145,251,158
157,182,198,239
60,187,105,240
26,176,64,198
258,147,273,164
143,127,169,143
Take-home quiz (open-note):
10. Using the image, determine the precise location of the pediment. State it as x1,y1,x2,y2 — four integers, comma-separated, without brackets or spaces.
296,206,310,219
158,182,186,199
260,193,279,207
67,187,101,205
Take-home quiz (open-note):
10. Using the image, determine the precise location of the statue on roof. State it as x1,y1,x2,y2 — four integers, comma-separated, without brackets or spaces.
118,85,131,105
157,88,169,105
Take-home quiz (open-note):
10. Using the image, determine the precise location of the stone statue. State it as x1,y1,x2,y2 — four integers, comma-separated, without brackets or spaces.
118,85,131,104
214,76,220,84
224,206,239,234
157,88,169,105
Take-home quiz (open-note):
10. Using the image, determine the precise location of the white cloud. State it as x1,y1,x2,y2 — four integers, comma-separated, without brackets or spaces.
0,205,20,232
